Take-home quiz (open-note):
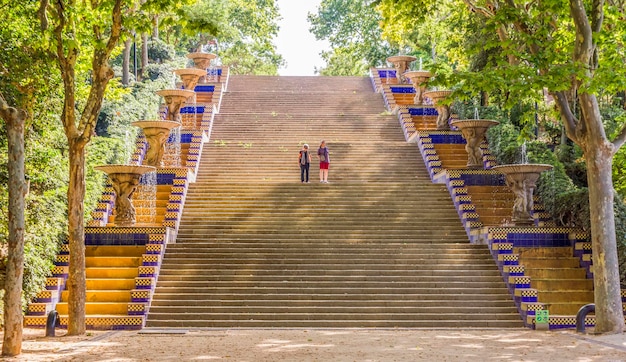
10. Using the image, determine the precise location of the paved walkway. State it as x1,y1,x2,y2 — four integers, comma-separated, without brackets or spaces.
4,328,626,361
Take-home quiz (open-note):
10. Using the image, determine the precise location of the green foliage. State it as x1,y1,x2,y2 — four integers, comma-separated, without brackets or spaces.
487,117,626,283
316,47,369,76
170,0,284,75
308,0,400,75
148,39,177,63
97,71,172,137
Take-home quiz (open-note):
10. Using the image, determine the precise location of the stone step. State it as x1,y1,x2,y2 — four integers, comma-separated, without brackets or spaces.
159,258,494,267
177,222,465,229
145,319,523,328
146,75,521,329
180,204,460,210
155,274,502,282
152,280,507,289
149,299,514,309
173,237,471,243
150,287,514,298
164,242,487,249
157,263,499,271
146,310,521,321
163,246,492,254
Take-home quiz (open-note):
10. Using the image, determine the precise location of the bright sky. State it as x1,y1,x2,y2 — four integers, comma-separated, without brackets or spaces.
275,0,330,76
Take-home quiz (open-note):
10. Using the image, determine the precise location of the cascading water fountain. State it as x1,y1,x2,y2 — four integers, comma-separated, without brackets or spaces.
386,55,417,84
162,126,182,167
423,90,453,129
94,165,156,226
187,52,217,69
403,71,432,105
491,163,553,226
131,120,181,167
450,118,500,168
156,89,195,123
491,141,553,226
173,68,207,91
187,52,217,83
134,171,157,225
172,68,205,130
448,107,499,168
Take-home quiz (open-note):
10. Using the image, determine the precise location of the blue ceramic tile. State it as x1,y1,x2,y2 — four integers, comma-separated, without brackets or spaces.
390,86,415,93
194,85,215,92
408,107,438,116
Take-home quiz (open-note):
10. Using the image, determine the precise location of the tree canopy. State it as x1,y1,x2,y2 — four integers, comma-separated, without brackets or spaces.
308,0,400,75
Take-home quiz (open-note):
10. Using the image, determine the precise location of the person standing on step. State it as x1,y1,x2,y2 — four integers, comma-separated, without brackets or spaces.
318,140,330,183
299,144,312,183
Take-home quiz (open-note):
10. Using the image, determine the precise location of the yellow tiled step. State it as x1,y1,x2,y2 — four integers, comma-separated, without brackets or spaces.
19,314,124,329
409,118,438,131
537,290,594,303
55,302,130,315
107,215,165,225
478,216,513,227
86,267,139,279
467,186,512,196
85,245,145,257
133,207,167,216
432,144,466,153
85,256,142,268
86,278,137,290
516,247,574,258
523,268,587,279
532,278,593,290
520,258,581,268
61,290,131,303
525,302,597,315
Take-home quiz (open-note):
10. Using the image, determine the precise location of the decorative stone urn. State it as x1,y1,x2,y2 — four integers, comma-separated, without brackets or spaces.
187,52,217,70
450,119,499,168
423,90,452,129
173,68,208,91
491,164,553,226
156,89,195,123
131,120,181,167
95,165,156,226
404,71,433,105
386,55,417,84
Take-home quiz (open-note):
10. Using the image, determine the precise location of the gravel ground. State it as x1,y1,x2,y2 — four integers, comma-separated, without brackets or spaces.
3,328,626,361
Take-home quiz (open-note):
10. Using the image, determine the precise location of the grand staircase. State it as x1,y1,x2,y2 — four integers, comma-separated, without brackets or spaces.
145,75,523,328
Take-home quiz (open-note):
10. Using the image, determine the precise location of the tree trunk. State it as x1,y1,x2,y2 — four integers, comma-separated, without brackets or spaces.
578,93,625,334
66,140,86,336
1,102,27,357
141,33,148,79
585,146,624,333
122,38,132,86
152,15,159,39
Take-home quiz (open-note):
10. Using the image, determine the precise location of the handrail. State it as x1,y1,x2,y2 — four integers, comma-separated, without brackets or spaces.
45,310,59,337
576,303,595,333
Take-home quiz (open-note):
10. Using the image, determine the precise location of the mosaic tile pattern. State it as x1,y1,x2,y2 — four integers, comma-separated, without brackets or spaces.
25,65,229,331
128,303,149,316
135,277,156,289
369,67,398,93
